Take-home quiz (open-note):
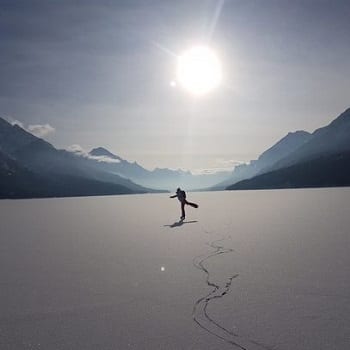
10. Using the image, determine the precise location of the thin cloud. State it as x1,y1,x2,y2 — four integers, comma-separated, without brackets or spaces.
28,124,55,137
66,144,85,155
215,158,245,167
191,158,247,175
3,115,55,138
191,167,232,175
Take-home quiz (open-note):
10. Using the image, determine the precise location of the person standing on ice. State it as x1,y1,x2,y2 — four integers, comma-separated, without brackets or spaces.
170,187,198,220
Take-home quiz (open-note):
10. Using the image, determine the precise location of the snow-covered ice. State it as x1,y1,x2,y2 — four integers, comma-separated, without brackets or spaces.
0,188,349,349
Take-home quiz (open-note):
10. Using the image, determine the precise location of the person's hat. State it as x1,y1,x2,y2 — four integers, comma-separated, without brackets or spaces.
176,187,181,192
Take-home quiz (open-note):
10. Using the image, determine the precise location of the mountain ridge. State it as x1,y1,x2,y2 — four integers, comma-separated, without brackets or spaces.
211,129,312,190
84,145,231,190
0,117,165,198
225,107,350,191
227,151,350,191
266,108,350,172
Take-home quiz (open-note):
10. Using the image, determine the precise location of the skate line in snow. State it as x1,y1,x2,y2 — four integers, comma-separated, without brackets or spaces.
192,234,276,350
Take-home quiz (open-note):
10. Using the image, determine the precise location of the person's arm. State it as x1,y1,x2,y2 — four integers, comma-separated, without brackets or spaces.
170,194,177,198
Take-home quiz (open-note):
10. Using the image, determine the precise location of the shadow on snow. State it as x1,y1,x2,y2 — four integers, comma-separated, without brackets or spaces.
164,219,198,228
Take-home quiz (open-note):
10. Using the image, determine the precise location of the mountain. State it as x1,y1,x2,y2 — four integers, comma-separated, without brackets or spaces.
86,147,231,190
0,116,227,197
87,147,150,179
211,130,312,190
0,150,134,199
0,117,39,155
257,130,312,170
90,147,123,161
0,118,163,198
227,152,350,191
0,150,46,198
226,108,350,191
267,108,350,172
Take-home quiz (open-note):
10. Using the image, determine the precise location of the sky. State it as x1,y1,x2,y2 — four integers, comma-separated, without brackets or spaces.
1,0,350,172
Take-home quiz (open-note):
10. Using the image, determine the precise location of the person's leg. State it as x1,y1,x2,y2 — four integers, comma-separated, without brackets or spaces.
181,201,185,218
185,200,198,208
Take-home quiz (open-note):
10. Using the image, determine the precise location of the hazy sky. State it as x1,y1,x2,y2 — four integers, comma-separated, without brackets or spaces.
1,0,350,172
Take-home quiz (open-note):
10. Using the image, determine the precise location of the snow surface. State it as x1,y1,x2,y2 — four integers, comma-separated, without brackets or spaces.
0,188,349,349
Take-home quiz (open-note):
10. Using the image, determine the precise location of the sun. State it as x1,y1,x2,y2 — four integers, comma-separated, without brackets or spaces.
176,45,222,95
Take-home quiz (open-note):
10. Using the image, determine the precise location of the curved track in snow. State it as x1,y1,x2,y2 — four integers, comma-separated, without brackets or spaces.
192,234,275,350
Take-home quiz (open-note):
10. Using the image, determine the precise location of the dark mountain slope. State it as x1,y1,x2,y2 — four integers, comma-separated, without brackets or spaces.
0,118,39,154
258,130,312,169
227,152,350,191
0,150,135,199
211,130,312,190
269,108,350,172
0,117,162,197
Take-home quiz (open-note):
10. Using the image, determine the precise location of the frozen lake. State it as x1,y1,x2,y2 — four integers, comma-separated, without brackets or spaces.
1,188,349,349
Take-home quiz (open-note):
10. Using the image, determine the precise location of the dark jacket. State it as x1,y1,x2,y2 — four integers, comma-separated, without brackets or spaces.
170,190,186,202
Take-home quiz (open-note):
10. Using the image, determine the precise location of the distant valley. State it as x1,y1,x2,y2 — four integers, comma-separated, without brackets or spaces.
1,107,349,199
0,117,230,199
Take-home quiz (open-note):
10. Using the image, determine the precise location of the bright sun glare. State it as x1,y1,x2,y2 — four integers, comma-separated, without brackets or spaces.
176,46,222,95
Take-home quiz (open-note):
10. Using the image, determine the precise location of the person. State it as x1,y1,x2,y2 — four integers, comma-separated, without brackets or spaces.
170,187,198,220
